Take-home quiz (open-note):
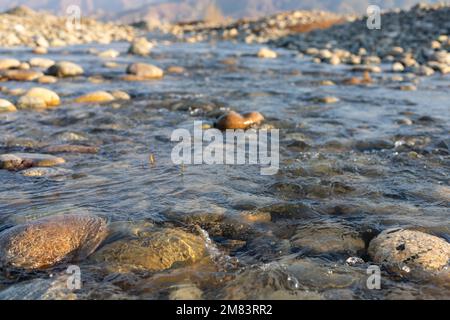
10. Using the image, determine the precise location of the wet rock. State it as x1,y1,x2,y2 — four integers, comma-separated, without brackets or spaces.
215,111,264,130
0,153,65,170
0,214,108,270
128,37,153,56
97,49,119,59
291,222,365,255
46,61,84,78
92,228,206,273
43,144,99,154
0,99,16,112
17,87,60,109
29,58,54,69
0,276,77,300
0,59,20,70
354,139,394,151
32,47,47,55
2,69,43,81
126,63,164,79
317,96,339,104
257,48,277,59
392,62,405,72
20,167,72,178
169,284,203,300
110,90,130,100
37,75,58,84
368,228,450,274
167,66,186,74
74,91,115,103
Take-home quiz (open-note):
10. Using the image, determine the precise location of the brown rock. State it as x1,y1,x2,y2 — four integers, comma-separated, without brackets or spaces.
216,111,265,130
74,91,115,103
0,153,65,171
0,214,108,270
126,63,164,79
91,228,206,273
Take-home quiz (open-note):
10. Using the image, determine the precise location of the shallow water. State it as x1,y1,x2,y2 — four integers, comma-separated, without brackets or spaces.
0,39,449,299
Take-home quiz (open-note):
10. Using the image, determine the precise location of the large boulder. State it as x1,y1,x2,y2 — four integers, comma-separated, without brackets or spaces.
0,214,108,270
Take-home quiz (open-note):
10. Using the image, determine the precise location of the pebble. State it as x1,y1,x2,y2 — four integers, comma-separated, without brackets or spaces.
0,99,16,112
0,153,65,170
46,61,84,78
128,37,153,56
0,59,21,70
29,57,55,68
368,228,450,274
37,75,58,84
2,69,43,81
126,63,164,79
110,90,130,100
167,66,186,74
0,214,107,270
97,49,120,59
74,91,115,103
392,62,405,72
215,111,265,130
257,47,277,59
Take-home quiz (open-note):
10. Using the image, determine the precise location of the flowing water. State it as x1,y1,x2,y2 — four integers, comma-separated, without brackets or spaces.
0,38,449,299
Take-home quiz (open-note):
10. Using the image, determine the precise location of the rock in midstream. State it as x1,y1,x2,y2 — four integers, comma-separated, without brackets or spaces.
0,153,65,170
91,228,206,273
17,87,60,109
46,61,84,78
0,99,16,112
128,37,153,56
125,63,164,79
74,91,115,103
0,214,108,270
290,222,365,255
368,228,450,274
215,111,264,130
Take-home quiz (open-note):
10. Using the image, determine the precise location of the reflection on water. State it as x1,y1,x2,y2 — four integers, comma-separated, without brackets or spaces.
0,39,449,299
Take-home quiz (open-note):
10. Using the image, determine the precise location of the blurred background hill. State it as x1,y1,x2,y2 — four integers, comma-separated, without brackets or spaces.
0,0,446,23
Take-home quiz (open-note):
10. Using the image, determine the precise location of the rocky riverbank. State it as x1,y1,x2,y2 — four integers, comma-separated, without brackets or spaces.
0,6,135,48
160,10,350,44
273,4,450,75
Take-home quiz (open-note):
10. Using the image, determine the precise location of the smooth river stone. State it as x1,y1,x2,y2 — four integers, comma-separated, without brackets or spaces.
0,153,65,170
91,228,206,273
215,111,264,130
74,91,115,103
0,214,108,270
368,228,450,274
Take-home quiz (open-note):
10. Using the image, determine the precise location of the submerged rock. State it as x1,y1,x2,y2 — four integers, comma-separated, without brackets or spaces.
92,228,206,273
46,61,84,77
215,111,264,130
291,222,365,255
0,214,108,270
126,63,164,79
0,99,16,112
368,228,450,274
42,145,99,154
74,91,115,103
0,153,65,170
20,167,72,178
